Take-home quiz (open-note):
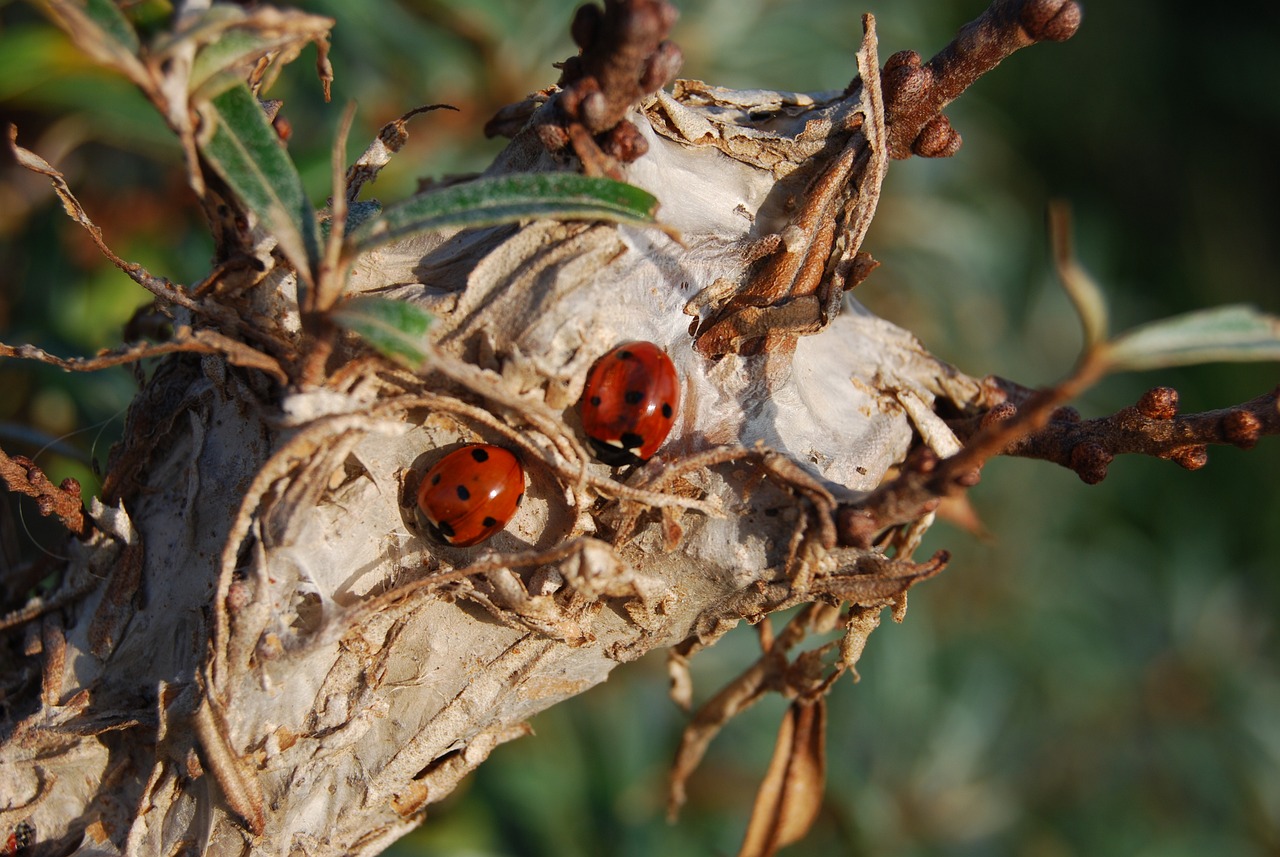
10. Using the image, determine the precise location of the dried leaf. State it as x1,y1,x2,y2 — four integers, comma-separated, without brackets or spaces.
738,698,827,857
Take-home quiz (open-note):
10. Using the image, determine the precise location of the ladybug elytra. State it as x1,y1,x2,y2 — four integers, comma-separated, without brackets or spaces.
580,341,679,466
417,444,524,547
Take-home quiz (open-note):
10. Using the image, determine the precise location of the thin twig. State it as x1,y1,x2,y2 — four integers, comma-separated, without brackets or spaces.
0,328,287,385
0,447,89,538
882,0,1082,159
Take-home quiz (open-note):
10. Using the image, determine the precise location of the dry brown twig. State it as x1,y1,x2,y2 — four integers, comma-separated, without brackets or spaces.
533,0,683,175
0,450,89,540
882,0,1083,159
955,381,1280,483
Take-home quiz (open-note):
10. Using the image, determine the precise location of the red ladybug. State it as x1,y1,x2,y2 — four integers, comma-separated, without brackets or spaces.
417,444,524,547
580,341,679,466
3,821,32,857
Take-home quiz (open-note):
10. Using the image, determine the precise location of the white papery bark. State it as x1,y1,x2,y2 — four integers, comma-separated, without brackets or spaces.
0,23,980,857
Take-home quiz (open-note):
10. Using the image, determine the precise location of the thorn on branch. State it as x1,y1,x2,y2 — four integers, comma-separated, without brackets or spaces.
882,0,1083,159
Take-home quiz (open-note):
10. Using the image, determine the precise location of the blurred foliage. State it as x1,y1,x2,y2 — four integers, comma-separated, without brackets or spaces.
1,0,1278,855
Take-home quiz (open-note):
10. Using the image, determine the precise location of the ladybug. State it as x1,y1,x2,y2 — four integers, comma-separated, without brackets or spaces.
3,821,33,857
417,444,524,547
580,341,679,466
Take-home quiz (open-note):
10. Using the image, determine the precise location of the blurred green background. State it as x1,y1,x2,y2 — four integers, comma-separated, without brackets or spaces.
2,0,1278,854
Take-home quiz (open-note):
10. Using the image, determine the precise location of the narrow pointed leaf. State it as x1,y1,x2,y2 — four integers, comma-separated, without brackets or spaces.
1100,305,1280,372
332,296,435,369
197,83,321,282
80,0,140,53
346,173,661,254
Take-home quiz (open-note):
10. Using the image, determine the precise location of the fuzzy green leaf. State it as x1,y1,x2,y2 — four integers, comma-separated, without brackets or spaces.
197,83,320,281
332,296,435,369
1100,305,1280,372
347,172,661,254
81,0,140,53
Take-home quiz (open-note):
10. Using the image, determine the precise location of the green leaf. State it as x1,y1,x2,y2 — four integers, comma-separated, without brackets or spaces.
197,83,321,281
81,0,140,54
321,201,382,243
1099,305,1280,372
347,173,661,254
332,296,435,369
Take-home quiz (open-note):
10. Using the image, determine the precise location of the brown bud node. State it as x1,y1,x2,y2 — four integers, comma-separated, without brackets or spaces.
908,447,940,474
913,114,962,158
1136,386,1178,420
1052,406,1081,423
980,401,1018,430
1223,410,1262,449
1020,0,1084,43
581,89,609,130
1069,441,1113,484
641,41,683,92
601,120,649,162
883,49,923,73
570,3,603,49
1171,445,1209,471
881,51,929,101
954,468,982,488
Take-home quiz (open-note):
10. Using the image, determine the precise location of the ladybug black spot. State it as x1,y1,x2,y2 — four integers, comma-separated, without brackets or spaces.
456,485,471,501
431,474,441,485
661,402,673,418
470,447,490,463
482,516,497,528
620,431,645,450
624,390,645,405
590,395,602,407
619,349,634,360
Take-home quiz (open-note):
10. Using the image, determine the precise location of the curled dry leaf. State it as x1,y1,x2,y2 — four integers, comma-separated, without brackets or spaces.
738,698,828,857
